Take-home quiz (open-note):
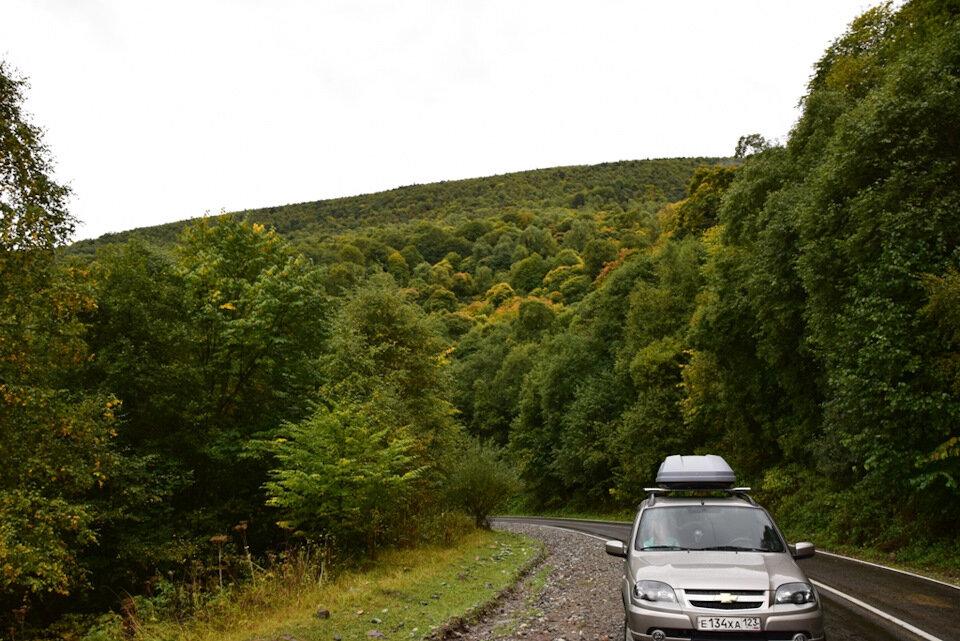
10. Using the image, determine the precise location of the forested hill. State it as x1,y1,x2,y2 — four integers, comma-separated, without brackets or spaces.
67,157,722,255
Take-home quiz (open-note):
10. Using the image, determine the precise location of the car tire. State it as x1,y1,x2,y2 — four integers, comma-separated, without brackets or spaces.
623,613,629,641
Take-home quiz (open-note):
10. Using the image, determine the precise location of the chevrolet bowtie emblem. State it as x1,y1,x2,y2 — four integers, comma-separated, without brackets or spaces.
718,593,738,603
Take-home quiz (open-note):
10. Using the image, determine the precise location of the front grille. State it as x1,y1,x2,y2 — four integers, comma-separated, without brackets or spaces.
683,589,767,610
689,600,763,610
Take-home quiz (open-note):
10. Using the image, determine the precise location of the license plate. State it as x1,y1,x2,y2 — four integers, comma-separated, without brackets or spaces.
697,616,761,631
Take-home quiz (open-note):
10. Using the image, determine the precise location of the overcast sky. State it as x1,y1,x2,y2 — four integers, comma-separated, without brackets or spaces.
2,0,877,241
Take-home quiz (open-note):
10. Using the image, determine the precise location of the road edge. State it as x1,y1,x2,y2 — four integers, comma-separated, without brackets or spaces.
428,534,548,640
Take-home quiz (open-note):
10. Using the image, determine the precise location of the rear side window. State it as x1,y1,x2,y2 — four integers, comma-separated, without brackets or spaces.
636,506,785,552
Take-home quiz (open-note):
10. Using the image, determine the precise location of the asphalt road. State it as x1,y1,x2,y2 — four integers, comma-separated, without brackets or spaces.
492,516,960,641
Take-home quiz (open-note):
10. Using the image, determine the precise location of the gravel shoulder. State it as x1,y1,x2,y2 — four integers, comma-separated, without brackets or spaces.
455,523,625,641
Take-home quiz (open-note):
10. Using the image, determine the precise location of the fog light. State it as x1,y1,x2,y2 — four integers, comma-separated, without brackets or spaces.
651,631,666,641
792,634,807,641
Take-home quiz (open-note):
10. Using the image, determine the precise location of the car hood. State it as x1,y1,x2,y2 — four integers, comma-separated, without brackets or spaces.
631,552,805,591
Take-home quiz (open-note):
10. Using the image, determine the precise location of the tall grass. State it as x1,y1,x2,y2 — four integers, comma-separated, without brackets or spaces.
80,517,543,641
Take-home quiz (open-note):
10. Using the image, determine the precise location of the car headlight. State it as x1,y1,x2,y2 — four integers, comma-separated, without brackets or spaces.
775,582,817,605
633,580,679,606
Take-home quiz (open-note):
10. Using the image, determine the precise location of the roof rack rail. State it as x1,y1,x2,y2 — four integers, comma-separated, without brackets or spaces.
642,486,757,507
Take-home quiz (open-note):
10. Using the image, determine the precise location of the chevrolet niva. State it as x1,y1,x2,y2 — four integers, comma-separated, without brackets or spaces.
605,455,824,641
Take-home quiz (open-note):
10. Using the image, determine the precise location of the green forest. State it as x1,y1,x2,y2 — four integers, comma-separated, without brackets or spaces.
3,0,960,637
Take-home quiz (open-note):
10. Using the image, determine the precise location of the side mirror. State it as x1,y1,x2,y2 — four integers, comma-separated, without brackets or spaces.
605,539,628,558
791,542,815,560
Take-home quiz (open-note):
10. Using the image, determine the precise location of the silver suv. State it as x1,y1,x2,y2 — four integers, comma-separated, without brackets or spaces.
605,455,825,641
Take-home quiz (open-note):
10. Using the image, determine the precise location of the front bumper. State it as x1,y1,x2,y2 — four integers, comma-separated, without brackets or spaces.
623,589,825,641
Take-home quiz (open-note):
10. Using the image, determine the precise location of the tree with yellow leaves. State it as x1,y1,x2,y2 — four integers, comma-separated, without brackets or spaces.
0,61,118,623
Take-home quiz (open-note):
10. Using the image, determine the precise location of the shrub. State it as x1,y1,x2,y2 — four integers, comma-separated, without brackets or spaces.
444,441,519,527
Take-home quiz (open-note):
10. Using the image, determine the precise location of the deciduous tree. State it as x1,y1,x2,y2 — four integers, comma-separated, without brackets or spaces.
0,61,118,615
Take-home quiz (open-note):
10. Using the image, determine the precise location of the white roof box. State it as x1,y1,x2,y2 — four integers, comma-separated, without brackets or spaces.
656,455,736,489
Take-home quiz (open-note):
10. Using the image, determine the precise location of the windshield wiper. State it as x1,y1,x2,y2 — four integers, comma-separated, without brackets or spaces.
639,545,689,551
697,545,767,552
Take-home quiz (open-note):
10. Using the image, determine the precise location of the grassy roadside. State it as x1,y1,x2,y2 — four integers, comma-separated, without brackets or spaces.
98,529,544,641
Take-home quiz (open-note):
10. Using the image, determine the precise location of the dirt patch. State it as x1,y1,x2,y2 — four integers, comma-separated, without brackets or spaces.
451,523,625,641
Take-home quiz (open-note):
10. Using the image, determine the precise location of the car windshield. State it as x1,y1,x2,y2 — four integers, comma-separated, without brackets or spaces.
635,505,785,552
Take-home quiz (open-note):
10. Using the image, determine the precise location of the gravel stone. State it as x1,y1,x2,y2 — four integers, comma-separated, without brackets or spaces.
457,522,625,641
